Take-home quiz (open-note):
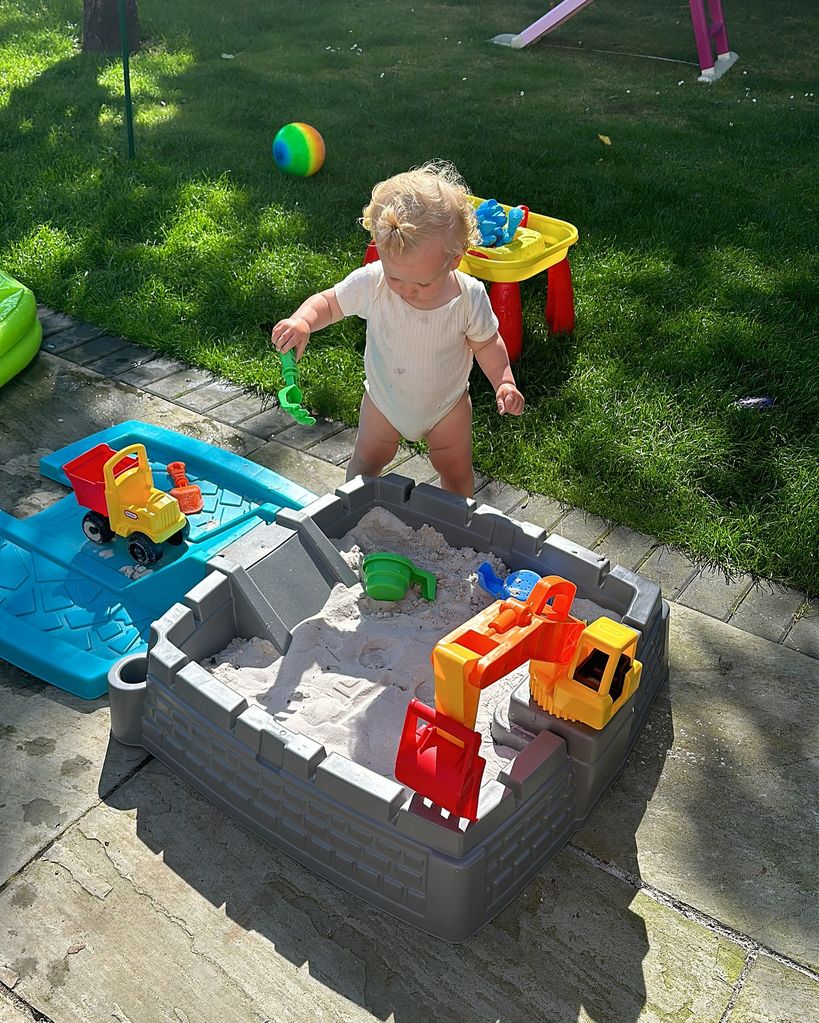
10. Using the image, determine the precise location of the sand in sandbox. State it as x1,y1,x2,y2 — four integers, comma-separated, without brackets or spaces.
204,507,617,788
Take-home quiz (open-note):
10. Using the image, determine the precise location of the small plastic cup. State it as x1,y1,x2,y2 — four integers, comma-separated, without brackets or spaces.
361,553,436,602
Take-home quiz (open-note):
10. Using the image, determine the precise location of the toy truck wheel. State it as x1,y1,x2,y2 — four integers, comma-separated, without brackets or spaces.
165,525,188,546
82,511,114,544
127,532,163,566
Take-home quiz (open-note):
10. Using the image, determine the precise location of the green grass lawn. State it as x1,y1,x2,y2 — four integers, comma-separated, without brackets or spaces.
1,0,817,592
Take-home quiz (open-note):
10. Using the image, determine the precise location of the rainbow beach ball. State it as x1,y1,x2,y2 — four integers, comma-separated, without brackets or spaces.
272,122,325,177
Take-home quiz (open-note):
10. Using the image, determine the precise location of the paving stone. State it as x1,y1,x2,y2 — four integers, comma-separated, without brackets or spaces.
728,581,806,644
593,524,657,572
90,339,158,377
0,987,35,1023
252,439,344,495
385,444,420,472
58,333,128,367
0,355,264,489
207,391,270,426
575,603,819,969
730,954,819,1023
306,427,358,465
239,403,299,438
677,562,754,621
41,321,106,354
389,452,439,484
473,479,528,513
119,355,188,387
144,366,215,400
783,598,819,660
638,544,699,601
553,506,612,548
36,306,74,337
274,419,345,450
0,759,742,1023
509,493,567,532
173,377,247,413
0,660,148,888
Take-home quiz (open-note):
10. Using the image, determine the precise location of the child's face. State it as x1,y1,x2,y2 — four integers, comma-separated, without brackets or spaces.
379,240,461,308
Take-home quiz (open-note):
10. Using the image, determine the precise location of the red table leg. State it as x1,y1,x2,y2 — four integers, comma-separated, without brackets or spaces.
489,282,523,362
363,240,379,265
545,257,575,334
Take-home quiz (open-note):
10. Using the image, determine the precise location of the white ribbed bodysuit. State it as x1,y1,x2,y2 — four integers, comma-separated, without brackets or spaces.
334,262,498,441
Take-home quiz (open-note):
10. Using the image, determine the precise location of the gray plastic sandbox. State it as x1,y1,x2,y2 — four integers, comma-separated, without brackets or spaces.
109,474,669,942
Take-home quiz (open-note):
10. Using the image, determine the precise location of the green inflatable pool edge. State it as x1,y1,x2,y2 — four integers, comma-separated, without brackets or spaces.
0,270,42,387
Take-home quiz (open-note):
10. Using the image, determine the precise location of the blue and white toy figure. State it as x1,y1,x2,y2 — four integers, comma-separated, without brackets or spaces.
474,199,525,247
477,561,542,602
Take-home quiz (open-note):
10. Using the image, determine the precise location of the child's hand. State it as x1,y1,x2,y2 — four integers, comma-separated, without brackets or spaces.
496,383,525,416
271,317,310,359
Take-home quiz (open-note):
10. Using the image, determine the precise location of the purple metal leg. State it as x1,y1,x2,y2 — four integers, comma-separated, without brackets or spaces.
689,0,715,73
707,0,730,56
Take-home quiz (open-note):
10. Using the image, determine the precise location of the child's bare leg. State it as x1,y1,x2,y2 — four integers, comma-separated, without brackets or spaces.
346,393,401,481
426,392,474,498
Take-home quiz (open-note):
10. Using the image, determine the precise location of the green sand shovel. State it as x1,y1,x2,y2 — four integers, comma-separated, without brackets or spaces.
278,350,316,426
362,553,437,602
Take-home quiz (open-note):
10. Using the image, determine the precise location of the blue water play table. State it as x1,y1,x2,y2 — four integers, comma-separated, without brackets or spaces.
0,421,315,699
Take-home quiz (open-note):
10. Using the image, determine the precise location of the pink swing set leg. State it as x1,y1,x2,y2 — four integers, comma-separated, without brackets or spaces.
689,0,738,82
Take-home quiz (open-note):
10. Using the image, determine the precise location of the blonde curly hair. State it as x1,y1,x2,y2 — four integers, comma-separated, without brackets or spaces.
361,161,480,260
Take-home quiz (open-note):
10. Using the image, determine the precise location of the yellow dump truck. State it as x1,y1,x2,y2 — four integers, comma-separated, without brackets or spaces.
64,443,187,566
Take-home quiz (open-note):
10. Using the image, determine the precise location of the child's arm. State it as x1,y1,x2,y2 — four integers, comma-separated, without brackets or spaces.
271,288,345,360
471,333,525,416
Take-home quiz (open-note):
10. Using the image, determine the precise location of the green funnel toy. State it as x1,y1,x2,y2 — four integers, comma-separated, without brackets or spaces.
362,553,437,602
278,350,316,426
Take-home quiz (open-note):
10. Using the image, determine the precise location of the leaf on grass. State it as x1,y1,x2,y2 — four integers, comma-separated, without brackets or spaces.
598,134,612,146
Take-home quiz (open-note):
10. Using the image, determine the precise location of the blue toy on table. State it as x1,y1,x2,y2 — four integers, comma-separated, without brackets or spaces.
477,561,542,602
475,199,525,247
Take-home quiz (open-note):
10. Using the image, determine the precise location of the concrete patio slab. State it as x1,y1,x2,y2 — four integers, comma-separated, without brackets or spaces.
0,988,33,1023
784,600,819,660
637,544,699,602
574,603,819,971
252,438,347,495
678,563,754,621
0,759,747,1023
0,662,147,888
729,581,805,644
0,355,265,487
509,492,567,532
40,323,105,355
469,479,528,514
553,506,611,548
594,524,656,572
730,955,819,1023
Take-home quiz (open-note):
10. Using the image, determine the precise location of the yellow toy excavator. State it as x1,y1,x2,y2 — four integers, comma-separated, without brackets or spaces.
395,575,642,821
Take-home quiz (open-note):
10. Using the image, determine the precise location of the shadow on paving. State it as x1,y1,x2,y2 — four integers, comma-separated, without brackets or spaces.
97,702,673,1022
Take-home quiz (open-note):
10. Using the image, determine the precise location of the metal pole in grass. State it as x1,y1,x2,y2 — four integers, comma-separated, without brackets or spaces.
118,0,135,158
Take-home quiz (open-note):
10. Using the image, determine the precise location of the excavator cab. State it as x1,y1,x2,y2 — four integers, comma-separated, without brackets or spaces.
531,617,642,729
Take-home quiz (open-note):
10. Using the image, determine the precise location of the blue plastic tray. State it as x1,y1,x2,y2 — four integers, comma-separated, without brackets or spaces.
0,421,315,699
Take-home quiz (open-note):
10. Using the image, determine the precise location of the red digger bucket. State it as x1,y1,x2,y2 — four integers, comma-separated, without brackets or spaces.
395,699,486,822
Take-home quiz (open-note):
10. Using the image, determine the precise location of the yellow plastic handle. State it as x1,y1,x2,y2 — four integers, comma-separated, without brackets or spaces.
103,443,147,490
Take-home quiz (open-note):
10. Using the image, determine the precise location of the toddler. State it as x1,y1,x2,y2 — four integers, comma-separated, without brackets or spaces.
271,161,524,498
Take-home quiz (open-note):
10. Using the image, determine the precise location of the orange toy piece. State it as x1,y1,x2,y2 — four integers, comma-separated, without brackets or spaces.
166,461,204,515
